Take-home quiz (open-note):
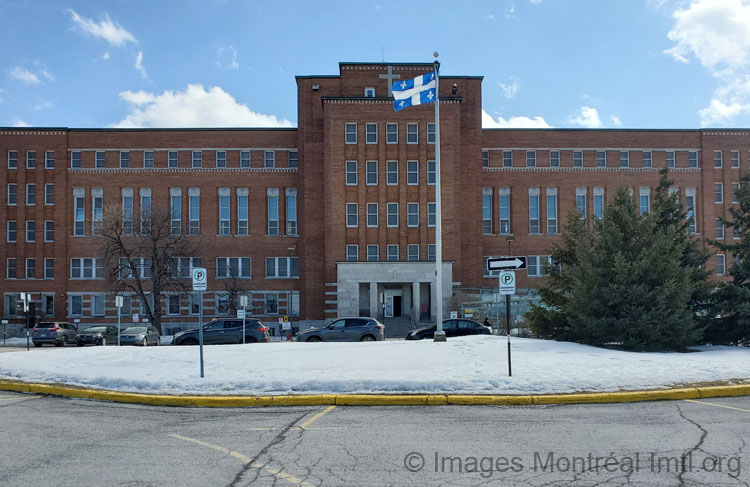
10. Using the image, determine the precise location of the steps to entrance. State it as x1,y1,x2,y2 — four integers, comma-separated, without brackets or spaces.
383,318,416,338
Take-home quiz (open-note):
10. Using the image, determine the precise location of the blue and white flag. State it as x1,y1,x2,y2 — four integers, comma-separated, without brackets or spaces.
392,71,436,112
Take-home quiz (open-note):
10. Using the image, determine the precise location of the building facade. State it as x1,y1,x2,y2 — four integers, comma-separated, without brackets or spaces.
1,62,748,332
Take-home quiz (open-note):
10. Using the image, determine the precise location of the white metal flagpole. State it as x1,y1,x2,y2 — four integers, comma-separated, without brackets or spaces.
433,52,446,342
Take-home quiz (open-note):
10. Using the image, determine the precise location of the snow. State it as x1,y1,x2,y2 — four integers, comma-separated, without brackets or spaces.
0,337,747,396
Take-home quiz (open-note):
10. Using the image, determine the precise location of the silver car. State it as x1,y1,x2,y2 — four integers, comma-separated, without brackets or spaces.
119,325,160,346
295,318,385,342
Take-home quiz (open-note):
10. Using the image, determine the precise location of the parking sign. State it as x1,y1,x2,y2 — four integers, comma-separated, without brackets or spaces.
192,268,207,291
499,271,516,295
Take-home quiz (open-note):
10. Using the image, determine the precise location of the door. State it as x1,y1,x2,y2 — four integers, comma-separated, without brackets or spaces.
323,319,347,341
385,296,394,318
393,296,402,317
223,320,242,343
203,321,225,344
343,318,367,341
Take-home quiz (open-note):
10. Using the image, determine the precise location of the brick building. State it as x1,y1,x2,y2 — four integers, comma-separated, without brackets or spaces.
1,62,747,332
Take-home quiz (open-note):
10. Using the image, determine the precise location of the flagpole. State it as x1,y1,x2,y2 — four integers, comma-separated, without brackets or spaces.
433,52,446,342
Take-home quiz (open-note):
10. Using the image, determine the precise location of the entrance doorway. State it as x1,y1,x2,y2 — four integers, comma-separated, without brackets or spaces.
384,288,403,318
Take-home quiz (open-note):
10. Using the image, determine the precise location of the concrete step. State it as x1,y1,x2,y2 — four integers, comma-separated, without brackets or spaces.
383,318,416,338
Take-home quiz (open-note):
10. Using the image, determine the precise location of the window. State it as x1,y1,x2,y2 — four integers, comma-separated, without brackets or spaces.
7,221,16,242
288,151,298,168
643,151,652,168
192,151,202,168
122,189,134,236
346,245,358,262
70,258,101,279
716,218,725,239
168,295,180,315
367,245,379,262
482,192,492,234
71,151,81,168
26,258,35,279
407,202,419,227
550,151,560,167
74,190,85,236
365,123,377,144
666,151,675,168
26,184,35,205
386,160,398,185
168,257,202,279
715,183,724,203
189,293,201,315
428,202,436,227
44,258,54,279
546,190,558,234
386,123,398,144
345,123,357,144
217,257,252,278
43,294,54,315
6,259,16,279
620,151,629,168
499,190,511,234
70,295,83,317
576,188,587,219
366,161,378,185
364,87,375,97
140,189,151,235
716,254,726,276
528,190,540,234
503,151,513,167
406,123,418,144
639,188,650,215
387,245,399,261
527,256,551,278
408,244,419,262
143,151,154,168
596,151,606,168
189,189,200,235
45,184,54,205
92,294,105,316
266,189,279,236
593,188,604,219
387,203,398,227
286,189,297,235
237,189,249,236
119,257,152,279
120,151,130,168
689,151,698,168
732,182,740,204
345,161,357,185
346,203,358,227
686,189,697,234
26,221,35,242
367,203,378,227
44,221,54,242
428,244,436,262
264,151,275,168
8,151,17,169
734,225,741,240
7,184,16,205
482,151,489,167
26,151,36,169
168,151,178,168
265,257,300,278
526,151,536,168
731,150,740,168
427,160,436,185
714,151,723,168
216,151,226,168
573,151,583,167
171,190,182,235
219,189,230,236
407,160,418,184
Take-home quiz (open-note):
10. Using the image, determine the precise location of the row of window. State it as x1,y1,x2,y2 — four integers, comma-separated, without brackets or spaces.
6,221,53,243
345,244,437,262
66,149,298,169
344,160,436,186
714,182,742,204
6,150,55,169
4,257,54,279
345,122,436,145
481,149,726,169
346,202,436,228
6,183,55,206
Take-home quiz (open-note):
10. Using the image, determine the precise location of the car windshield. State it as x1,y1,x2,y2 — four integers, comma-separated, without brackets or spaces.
124,327,146,333
84,327,108,333
35,323,55,329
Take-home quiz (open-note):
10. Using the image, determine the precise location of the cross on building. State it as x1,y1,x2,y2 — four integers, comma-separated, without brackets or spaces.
379,65,401,97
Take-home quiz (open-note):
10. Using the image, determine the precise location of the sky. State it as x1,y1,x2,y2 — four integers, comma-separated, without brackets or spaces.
1,0,750,130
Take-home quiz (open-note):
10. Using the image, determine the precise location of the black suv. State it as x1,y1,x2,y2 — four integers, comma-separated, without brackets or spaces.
173,319,270,345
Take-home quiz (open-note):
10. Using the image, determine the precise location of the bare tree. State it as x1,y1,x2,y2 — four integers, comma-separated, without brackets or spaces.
99,203,198,335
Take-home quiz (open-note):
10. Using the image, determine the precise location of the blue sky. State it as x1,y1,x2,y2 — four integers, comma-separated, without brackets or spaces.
1,0,749,129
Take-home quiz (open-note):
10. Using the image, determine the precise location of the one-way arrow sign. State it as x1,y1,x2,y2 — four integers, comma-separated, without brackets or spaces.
487,256,527,271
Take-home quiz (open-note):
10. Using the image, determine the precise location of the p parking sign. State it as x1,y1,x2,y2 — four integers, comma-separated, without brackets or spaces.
499,271,516,295
192,268,207,291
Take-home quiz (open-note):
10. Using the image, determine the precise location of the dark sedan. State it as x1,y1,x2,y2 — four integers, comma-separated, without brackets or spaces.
405,319,492,340
76,325,119,346
173,319,270,345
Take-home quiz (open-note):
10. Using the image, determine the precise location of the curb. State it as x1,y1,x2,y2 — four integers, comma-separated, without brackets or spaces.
1,381,749,407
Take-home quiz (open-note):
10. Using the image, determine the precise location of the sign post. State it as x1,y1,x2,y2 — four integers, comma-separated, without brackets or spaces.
498,271,516,377
20,292,29,351
2,319,7,345
192,268,207,378
239,295,248,344
115,295,123,346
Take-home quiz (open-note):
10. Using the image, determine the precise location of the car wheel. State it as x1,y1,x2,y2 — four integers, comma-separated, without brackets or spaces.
360,335,376,342
101,337,107,346
142,338,147,347
307,336,322,342
34,342,42,348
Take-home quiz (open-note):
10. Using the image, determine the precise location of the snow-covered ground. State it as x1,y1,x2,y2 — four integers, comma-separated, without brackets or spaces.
0,336,747,396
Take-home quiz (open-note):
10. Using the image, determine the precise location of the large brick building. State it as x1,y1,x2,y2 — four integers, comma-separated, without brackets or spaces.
1,62,747,332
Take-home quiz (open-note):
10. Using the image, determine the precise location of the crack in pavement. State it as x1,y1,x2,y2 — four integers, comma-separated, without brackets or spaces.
675,403,709,487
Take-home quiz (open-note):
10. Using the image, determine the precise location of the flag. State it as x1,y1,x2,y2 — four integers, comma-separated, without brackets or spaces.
392,71,436,112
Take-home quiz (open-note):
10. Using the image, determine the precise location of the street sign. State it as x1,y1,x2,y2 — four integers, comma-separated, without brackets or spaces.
132,313,139,323
237,309,245,319
192,268,208,291
499,271,516,295
487,256,527,271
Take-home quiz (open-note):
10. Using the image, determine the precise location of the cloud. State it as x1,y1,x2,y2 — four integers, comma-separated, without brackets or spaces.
215,46,239,70
482,109,552,128
566,106,602,128
102,52,110,61
530,0,542,3
663,0,750,125
610,115,623,127
33,99,53,111
504,2,516,19
112,84,294,128
484,13,496,21
67,9,136,46
13,119,30,127
134,51,147,78
9,66,40,85
498,76,520,98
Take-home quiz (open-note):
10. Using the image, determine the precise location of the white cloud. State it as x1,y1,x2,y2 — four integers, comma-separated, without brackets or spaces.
498,76,520,98
484,13,496,21
566,106,602,128
482,109,552,128
13,119,30,127
112,84,294,128
134,51,147,78
9,66,40,85
530,0,542,3
610,115,623,127
504,2,516,19
216,46,239,70
67,9,136,47
102,52,110,61
33,99,53,111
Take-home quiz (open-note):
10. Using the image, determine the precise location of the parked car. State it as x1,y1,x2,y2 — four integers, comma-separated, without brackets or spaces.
32,322,78,347
76,325,119,346
405,319,492,340
173,319,270,345
119,325,160,346
295,318,385,342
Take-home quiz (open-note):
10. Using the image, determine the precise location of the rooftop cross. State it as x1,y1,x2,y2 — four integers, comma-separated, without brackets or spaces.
379,65,401,97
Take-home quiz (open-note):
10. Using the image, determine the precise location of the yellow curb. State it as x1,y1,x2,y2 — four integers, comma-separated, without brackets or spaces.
334,394,429,406
446,395,533,405
531,388,701,405
697,384,750,398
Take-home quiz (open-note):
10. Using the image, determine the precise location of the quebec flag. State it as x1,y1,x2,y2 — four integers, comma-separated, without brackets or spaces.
392,71,436,112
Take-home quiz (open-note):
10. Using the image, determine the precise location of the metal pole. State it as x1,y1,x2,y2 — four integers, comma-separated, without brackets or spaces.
242,308,246,345
117,309,121,346
198,291,204,378
506,294,512,377
433,54,445,342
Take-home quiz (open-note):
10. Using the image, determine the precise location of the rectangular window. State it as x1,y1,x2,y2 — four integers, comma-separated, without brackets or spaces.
550,151,560,167
365,123,377,144
144,151,154,168
192,151,202,168
503,151,513,167
407,123,418,144
547,192,558,234
526,151,536,167
386,123,397,144
345,123,357,144
26,258,35,279
120,151,130,168
240,150,250,168
286,191,297,235
140,191,151,235
716,218,725,239
216,257,252,278
264,293,278,314
219,193,230,236
346,245,358,262
387,245,399,262
168,257,202,279
406,202,419,228
428,244,436,262
44,258,54,279
620,151,630,168
45,184,54,205
26,184,35,205
387,203,398,228
573,151,583,167
4,294,18,316
640,193,650,215
643,151,652,168
715,183,724,203
408,244,419,262
171,192,181,235
367,203,378,227
714,151,723,168
70,295,83,317
264,151,275,168
731,150,740,168
482,151,489,167
428,202,436,227
44,221,54,242
499,192,511,235
482,194,492,234
716,254,726,276
93,190,104,236
288,151,298,168
70,258,99,279
666,151,675,168
594,192,604,219
74,192,85,236
7,221,16,242
265,257,299,278
686,193,697,234
364,87,375,97
216,151,226,168
345,161,357,185
168,151,178,168
168,295,180,315
237,191,248,236
8,150,17,169
386,160,398,185
597,151,607,168
43,294,54,315
26,221,35,242
93,151,106,170
7,184,16,205
688,151,698,168
427,160,436,185
367,245,379,262
346,203,358,227
7,259,16,279
576,194,587,219
189,192,200,235
189,293,201,315
26,151,36,169
123,191,134,236
92,294,105,316
366,161,378,185
427,123,436,144
730,182,740,204
529,192,540,234
71,151,81,168
267,192,278,235
527,256,540,278
407,160,418,184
